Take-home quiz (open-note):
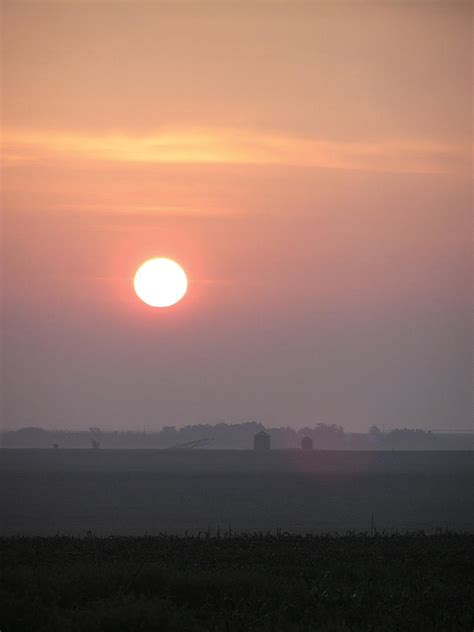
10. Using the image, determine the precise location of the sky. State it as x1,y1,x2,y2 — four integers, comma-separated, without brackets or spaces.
1,0,472,432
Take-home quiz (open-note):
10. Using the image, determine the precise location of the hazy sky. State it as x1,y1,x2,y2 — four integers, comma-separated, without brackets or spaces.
2,1,472,432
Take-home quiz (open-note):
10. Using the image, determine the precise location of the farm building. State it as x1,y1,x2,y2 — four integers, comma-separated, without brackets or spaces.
254,430,271,451
301,436,313,451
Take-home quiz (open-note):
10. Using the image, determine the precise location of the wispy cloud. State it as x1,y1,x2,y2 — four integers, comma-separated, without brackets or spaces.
3,128,470,175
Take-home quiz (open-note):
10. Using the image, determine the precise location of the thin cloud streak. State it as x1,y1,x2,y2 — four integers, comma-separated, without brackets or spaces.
4,128,470,176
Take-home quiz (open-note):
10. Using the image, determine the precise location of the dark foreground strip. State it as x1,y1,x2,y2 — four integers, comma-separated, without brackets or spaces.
1,531,473,632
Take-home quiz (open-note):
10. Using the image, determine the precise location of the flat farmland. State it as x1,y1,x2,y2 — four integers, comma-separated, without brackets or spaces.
1,449,473,535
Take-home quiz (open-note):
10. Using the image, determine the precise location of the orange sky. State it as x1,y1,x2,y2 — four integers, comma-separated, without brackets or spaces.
2,1,472,431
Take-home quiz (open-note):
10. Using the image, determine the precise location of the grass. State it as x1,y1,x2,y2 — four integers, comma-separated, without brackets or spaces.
1,531,473,631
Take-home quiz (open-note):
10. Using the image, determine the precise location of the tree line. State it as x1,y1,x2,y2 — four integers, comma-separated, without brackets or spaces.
1,422,471,449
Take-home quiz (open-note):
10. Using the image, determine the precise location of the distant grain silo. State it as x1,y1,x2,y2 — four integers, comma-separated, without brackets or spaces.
254,430,271,451
301,436,313,451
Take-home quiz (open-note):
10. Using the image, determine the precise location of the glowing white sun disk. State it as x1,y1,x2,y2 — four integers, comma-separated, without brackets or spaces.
134,258,188,307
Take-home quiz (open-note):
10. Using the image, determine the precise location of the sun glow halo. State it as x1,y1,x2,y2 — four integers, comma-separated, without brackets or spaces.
134,258,188,308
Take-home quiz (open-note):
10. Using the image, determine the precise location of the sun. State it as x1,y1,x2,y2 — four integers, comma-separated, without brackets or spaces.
134,258,188,308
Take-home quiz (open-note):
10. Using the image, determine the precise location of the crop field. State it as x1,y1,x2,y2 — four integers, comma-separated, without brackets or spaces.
2,532,473,631
1,449,473,535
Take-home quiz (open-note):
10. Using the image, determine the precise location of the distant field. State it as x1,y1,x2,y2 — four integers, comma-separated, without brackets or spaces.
2,532,473,631
1,449,473,535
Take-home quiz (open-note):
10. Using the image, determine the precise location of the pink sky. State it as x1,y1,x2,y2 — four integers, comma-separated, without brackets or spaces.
2,1,472,431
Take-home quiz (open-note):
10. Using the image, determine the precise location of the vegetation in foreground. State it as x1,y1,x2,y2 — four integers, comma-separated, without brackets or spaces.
1,531,473,631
